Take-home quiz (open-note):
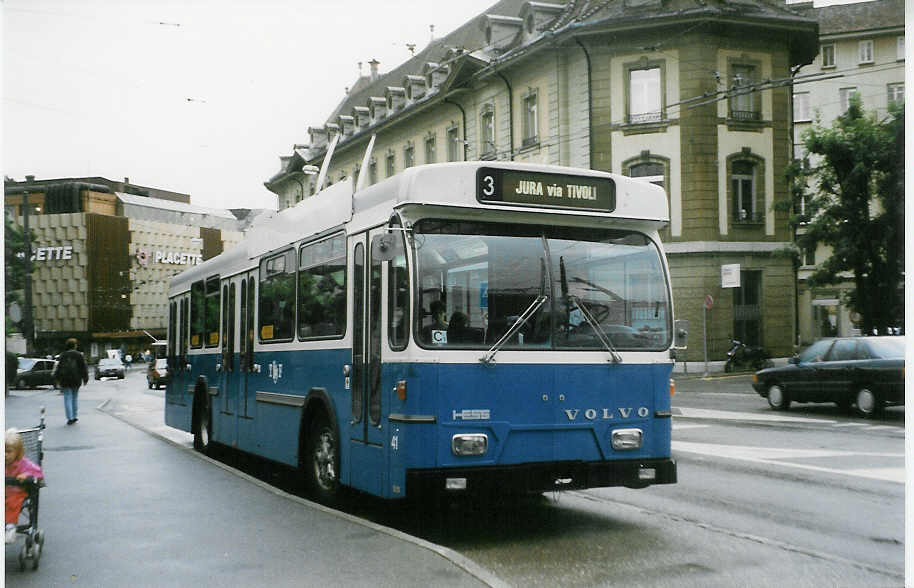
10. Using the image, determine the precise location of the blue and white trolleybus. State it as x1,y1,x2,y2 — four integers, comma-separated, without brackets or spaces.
164,160,680,501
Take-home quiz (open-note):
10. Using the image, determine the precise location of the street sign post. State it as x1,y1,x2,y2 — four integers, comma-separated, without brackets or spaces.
703,295,713,377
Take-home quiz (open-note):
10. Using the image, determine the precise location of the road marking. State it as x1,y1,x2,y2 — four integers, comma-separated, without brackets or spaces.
672,423,710,430
672,440,905,483
676,407,837,424
864,425,897,431
831,423,868,427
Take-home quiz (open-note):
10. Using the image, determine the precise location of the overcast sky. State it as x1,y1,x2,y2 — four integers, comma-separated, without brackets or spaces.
2,0,496,210
3,0,863,211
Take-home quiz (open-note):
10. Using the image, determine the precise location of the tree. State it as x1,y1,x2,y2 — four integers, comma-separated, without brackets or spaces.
783,96,904,334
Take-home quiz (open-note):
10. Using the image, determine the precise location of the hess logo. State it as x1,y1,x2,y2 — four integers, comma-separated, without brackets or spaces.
564,407,650,421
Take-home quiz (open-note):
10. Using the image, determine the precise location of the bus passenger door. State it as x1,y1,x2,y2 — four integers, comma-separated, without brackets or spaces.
348,231,386,494
236,272,257,451
218,279,238,446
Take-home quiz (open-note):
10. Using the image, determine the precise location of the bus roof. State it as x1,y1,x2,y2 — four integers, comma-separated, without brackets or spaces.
170,162,668,293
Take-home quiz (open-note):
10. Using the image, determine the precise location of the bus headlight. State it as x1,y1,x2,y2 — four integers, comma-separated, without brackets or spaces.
611,428,643,450
452,434,488,456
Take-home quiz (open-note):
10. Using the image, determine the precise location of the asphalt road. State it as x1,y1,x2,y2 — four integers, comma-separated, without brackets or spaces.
5,371,906,587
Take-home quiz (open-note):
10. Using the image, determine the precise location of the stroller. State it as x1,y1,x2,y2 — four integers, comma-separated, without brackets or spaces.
5,407,46,571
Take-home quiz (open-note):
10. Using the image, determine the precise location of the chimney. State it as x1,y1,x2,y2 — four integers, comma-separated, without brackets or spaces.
124,177,130,184
369,59,380,81
25,175,35,183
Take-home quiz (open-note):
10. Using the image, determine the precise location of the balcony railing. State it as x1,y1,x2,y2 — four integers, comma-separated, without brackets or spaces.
627,111,663,125
729,109,761,122
732,210,764,224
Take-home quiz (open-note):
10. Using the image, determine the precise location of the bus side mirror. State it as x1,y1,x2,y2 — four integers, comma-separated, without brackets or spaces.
371,233,401,261
673,319,689,350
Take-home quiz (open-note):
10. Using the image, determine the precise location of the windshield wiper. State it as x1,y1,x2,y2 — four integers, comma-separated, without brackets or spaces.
480,295,548,365
570,295,622,363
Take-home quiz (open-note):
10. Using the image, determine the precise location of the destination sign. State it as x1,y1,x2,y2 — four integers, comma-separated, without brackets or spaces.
477,167,615,212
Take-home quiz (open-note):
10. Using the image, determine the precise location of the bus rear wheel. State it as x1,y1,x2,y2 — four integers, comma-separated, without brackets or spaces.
307,415,340,504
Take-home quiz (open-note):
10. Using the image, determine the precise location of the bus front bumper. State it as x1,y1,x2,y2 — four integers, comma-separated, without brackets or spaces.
406,458,677,496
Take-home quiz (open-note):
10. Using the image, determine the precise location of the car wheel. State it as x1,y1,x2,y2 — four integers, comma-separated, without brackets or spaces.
193,392,212,454
306,414,340,504
855,387,882,419
767,383,790,411
16,378,27,389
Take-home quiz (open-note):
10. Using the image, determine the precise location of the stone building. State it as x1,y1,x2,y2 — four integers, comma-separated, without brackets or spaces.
5,176,264,361
266,0,818,362
789,0,904,343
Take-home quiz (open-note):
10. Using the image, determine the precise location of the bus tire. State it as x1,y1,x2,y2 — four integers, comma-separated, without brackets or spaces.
306,414,340,504
193,392,213,454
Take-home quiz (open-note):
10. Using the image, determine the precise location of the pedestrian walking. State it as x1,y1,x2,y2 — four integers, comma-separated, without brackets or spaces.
53,338,89,425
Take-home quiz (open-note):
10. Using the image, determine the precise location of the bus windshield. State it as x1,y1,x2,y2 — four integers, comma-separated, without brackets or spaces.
413,220,670,350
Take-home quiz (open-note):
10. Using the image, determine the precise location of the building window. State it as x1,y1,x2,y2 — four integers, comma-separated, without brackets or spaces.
369,159,377,185
424,134,436,164
733,270,762,346
888,82,904,107
628,162,665,188
404,143,415,168
793,92,811,122
628,67,662,124
804,246,816,267
447,126,460,162
731,160,759,223
729,64,759,121
480,105,495,159
858,40,874,64
897,36,905,60
821,43,836,68
386,151,395,177
522,91,538,146
839,87,859,113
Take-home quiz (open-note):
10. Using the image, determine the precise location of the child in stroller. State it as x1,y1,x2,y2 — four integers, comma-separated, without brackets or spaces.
5,410,46,571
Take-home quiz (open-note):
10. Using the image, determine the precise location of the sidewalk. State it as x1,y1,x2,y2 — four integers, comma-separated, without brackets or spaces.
4,373,503,587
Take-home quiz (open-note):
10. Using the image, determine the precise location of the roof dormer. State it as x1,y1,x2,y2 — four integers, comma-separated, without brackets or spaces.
308,126,328,149
324,122,340,140
337,115,355,137
368,96,387,123
520,2,565,42
352,106,370,129
404,75,427,101
385,86,407,112
481,14,523,52
423,61,449,92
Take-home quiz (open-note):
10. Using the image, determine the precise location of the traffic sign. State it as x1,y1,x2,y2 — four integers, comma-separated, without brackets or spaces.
704,294,714,310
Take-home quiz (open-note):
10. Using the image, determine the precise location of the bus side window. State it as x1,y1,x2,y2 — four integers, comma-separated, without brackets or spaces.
387,227,409,351
259,251,296,342
190,280,205,348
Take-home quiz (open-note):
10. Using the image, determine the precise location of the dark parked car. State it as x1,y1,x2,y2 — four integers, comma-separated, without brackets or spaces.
146,358,169,389
752,336,904,418
14,358,58,389
95,358,125,380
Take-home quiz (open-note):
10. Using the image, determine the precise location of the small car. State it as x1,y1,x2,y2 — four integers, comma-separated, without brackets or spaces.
95,358,125,380
14,358,58,389
752,336,904,418
147,358,169,389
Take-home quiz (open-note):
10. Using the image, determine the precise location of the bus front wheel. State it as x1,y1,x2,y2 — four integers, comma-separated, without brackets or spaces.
307,415,340,504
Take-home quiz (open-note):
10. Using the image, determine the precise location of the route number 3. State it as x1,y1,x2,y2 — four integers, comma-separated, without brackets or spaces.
482,175,495,196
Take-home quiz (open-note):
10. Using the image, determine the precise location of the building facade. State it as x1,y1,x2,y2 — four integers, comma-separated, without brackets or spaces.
5,176,264,361
790,0,904,344
266,0,818,362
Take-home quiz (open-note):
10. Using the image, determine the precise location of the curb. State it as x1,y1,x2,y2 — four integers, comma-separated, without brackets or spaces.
96,397,508,588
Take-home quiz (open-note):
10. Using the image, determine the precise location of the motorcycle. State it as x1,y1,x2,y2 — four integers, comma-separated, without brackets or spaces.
724,339,774,372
